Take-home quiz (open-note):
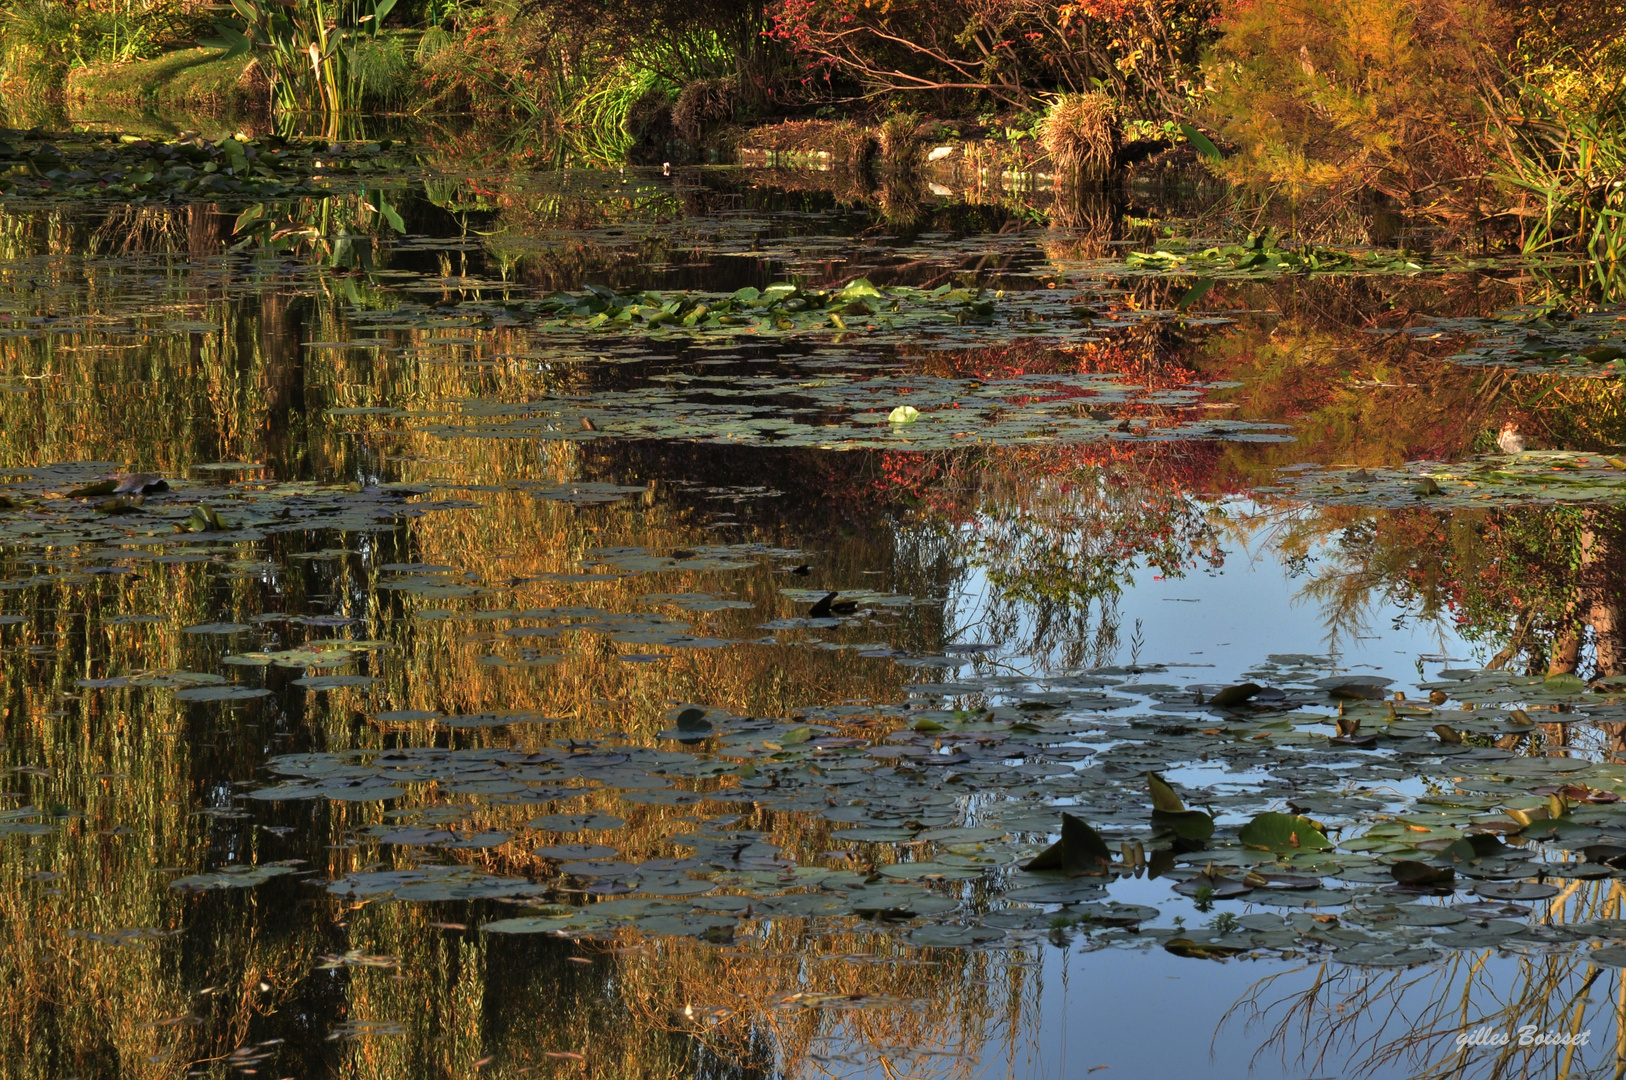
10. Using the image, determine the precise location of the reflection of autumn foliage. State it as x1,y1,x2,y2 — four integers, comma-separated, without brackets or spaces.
1278,504,1606,671
863,336,1232,646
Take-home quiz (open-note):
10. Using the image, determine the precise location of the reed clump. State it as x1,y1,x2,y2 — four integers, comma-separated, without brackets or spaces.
1041,92,1119,181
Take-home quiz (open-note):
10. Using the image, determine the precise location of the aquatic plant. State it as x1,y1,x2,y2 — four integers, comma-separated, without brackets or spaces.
202,0,401,135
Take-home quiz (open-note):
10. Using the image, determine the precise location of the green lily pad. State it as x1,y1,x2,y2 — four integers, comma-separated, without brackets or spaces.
1239,812,1334,853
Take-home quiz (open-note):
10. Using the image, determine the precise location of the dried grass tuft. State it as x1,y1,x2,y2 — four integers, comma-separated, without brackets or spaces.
673,76,741,142
877,111,926,169
1042,92,1120,180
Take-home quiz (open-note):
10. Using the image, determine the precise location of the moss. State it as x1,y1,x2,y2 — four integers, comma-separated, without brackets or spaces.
65,49,267,114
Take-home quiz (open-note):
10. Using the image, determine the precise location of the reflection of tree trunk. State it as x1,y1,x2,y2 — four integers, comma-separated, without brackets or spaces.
1584,514,1626,678
1547,630,1579,676
1574,511,1626,759
188,203,226,259
1488,608,1534,670
258,287,305,477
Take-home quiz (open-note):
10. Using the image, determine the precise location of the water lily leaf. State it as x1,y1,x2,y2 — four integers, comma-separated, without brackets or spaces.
1164,937,1244,960
1209,683,1261,708
675,707,712,732
293,675,376,690
174,685,271,702
1153,809,1215,843
906,924,1006,947
1147,771,1187,813
170,862,299,891
1024,813,1112,874
1239,812,1333,853
1391,861,1455,888
1474,880,1560,901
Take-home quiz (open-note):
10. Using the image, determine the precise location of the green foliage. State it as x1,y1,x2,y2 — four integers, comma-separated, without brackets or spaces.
1490,81,1626,279
201,0,401,131
0,0,204,103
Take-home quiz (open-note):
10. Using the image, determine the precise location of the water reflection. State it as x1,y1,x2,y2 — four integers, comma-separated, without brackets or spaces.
3,179,1626,1080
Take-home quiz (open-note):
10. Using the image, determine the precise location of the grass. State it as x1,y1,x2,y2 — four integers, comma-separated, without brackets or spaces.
66,48,266,112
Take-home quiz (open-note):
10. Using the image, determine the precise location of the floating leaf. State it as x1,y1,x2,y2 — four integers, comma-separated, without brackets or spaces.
1208,683,1261,708
1023,813,1112,874
1238,812,1332,853
1390,861,1455,888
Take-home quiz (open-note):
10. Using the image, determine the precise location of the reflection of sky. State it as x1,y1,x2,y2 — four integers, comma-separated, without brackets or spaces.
979,946,1571,1080
942,501,1482,691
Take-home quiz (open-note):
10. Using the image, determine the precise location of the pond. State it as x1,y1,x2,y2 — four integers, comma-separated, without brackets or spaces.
4,144,1626,1079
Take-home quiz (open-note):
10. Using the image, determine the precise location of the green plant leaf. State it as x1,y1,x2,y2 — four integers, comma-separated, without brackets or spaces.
1179,124,1222,161
1238,812,1332,853
1147,771,1186,813
1174,278,1213,311
1153,809,1215,843
375,194,405,234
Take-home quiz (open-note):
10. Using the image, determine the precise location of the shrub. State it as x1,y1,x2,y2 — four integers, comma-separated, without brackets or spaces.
771,0,1220,111
877,110,925,169
1204,0,1512,208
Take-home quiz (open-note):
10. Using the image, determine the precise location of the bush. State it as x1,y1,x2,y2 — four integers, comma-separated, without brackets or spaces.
0,0,201,102
1205,0,1511,208
771,0,1219,111
876,110,925,168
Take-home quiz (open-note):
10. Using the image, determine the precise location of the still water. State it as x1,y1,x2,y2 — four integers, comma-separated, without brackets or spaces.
4,159,1626,1079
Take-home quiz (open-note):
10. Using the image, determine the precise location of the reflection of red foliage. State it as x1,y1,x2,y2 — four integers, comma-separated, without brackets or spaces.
876,337,1243,513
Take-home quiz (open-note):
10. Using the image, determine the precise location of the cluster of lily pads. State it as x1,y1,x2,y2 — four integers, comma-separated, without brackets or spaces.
402,362,1289,451
0,129,407,201
1123,233,1428,278
0,462,474,550
339,277,1120,349
1257,451,1626,509
116,643,1626,965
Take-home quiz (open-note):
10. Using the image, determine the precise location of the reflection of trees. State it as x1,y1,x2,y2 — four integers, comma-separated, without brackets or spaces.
1271,504,1626,683
1222,880,1626,1079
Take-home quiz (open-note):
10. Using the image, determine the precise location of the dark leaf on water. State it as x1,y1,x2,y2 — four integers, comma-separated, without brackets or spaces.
1023,813,1113,874
1391,861,1456,888
1164,937,1244,960
675,708,712,732
1208,683,1261,708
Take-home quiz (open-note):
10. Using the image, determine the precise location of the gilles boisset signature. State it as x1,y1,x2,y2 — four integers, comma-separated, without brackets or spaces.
1456,1025,1591,1049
